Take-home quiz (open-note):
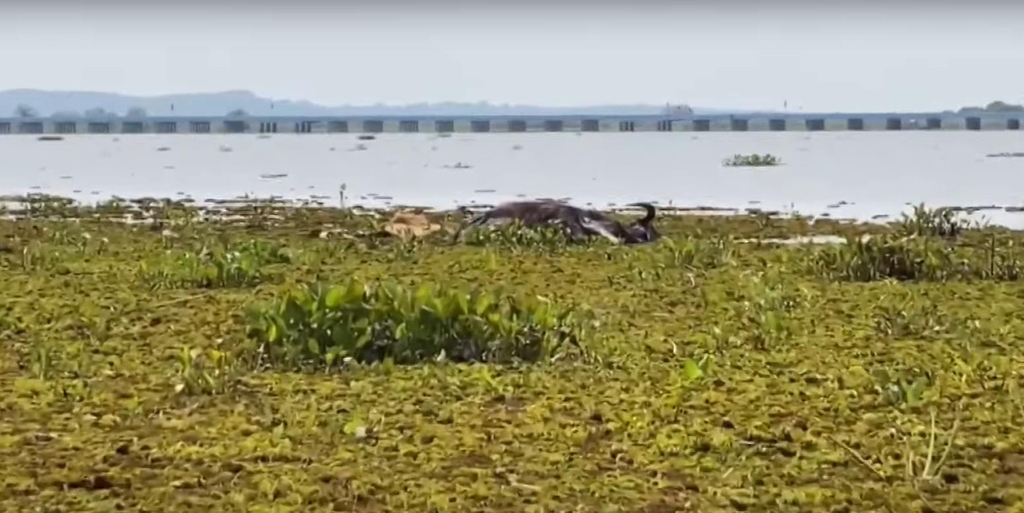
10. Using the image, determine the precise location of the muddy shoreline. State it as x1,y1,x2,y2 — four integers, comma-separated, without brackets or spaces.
2,192,1018,229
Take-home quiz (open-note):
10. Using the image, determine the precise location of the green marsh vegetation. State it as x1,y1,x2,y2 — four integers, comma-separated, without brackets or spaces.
2,196,1024,511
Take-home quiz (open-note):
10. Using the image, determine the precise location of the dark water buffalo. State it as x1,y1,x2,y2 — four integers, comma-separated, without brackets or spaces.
452,200,660,244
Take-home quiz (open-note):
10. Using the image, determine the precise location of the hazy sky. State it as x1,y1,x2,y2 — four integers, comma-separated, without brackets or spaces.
3,1,1024,112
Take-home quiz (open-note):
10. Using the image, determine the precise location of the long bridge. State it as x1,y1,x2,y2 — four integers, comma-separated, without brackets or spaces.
0,112,1020,135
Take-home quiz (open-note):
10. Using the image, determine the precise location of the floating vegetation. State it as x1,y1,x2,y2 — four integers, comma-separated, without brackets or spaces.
808,231,1024,282
722,153,783,167
809,233,960,281
462,219,581,251
1,200,1023,511
244,279,592,368
139,239,293,290
259,173,288,179
986,151,1024,158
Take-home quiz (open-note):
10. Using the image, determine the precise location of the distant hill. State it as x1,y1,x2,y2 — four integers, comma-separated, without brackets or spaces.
0,89,757,118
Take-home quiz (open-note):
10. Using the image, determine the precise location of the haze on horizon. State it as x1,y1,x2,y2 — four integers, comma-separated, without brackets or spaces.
3,1,1023,113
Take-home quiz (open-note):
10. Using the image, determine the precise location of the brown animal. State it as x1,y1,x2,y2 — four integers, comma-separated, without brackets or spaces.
383,211,442,240
451,200,660,244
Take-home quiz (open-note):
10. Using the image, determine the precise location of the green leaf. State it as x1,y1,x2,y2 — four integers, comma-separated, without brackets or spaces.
342,417,365,435
345,280,366,304
325,286,345,308
455,292,469,316
474,294,494,316
355,331,372,350
415,284,433,306
682,358,704,382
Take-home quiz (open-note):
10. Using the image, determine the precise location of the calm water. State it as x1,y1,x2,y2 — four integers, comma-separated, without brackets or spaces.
3,132,1024,226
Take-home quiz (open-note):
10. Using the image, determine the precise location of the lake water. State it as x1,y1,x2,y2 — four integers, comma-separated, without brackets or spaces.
3,131,1024,226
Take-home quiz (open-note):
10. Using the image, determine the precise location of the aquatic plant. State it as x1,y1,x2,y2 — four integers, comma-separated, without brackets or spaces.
244,278,593,369
872,284,948,338
810,232,1024,282
139,239,292,289
3,202,1024,511
974,233,1024,280
660,235,736,271
462,219,583,251
728,271,807,349
722,153,782,167
872,368,934,408
809,234,963,281
174,346,235,396
897,203,975,238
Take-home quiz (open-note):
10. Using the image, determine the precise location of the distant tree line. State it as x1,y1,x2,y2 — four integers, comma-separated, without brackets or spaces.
958,101,1024,113
11,105,249,118
11,105,150,118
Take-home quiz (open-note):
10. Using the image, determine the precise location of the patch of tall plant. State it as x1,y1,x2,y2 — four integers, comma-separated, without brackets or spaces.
660,235,736,271
811,232,1024,282
872,283,948,338
971,233,1024,281
174,346,236,396
719,271,809,350
139,239,293,289
243,278,594,369
809,234,965,282
897,203,976,238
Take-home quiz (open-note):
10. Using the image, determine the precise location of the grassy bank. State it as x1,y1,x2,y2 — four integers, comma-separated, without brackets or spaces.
1,200,1022,512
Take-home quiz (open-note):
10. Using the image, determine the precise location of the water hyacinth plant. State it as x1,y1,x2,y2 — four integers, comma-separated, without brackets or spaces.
244,278,593,368
139,238,292,289
808,232,1024,282
809,233,963,281
462,218,585,251
5,197,1024,511
722,153,783,167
